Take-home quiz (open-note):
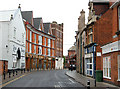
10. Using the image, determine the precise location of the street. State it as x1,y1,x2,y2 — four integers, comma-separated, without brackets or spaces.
3,70,84,88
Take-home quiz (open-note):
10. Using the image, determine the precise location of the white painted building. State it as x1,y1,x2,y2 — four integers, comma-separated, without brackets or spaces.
55,57,64,69
0,8,26,70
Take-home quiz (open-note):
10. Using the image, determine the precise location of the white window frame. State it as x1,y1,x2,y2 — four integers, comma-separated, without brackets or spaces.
29,43,31,53
48,39,50,47
103,56,111,79
118,55,120,81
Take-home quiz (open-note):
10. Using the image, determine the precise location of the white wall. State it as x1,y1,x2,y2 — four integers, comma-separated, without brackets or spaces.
0,8,26,69
55,57,64,69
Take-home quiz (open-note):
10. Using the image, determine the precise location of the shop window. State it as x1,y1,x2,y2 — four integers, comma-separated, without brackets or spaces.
103,56,111,79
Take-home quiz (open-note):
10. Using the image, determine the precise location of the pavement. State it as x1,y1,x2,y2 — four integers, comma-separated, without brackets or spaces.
65,70,120,89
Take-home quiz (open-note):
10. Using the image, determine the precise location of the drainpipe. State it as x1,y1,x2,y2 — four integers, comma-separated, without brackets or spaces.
93,43,97,87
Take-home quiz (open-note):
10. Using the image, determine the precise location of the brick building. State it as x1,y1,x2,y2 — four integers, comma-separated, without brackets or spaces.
84,0,110,78
98,1,120,86
22,11,56,71
76,9,86,73
81,0,120,86
51,21,64,69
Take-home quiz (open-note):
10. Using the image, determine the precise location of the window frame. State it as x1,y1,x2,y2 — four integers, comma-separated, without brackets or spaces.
103,56,111,79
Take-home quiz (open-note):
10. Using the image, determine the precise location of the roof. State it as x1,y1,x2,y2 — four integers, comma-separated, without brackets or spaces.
68,46,76,51
110,0,120,8
21,11,33,24
90,0,109,3
33,18,42,29
43,23,51,34
0,9,18,21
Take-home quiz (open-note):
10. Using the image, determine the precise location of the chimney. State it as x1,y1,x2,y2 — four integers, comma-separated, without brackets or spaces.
78,9,85,33
18,4,21,10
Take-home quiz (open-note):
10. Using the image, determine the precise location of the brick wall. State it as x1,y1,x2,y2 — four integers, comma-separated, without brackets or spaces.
94,8,113,46
93,3,109,15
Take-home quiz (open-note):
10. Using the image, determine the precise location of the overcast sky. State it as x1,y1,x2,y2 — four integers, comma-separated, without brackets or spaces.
0,0,89,56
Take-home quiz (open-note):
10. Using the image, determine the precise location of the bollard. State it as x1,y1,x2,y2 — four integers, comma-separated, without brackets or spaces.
24,69,25,73
87,80,90,89
13,70,14,76
16,71,17,75
21,69,22,74
9,71,11,78
3,72,5,80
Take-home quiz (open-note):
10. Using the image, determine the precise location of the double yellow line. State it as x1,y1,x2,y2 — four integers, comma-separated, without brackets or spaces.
0,73,28,87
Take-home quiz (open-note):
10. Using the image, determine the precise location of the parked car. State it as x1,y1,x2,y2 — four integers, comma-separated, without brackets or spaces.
69,64,76,71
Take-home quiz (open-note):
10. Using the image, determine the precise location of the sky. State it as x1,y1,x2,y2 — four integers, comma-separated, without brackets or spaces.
0,0,89,56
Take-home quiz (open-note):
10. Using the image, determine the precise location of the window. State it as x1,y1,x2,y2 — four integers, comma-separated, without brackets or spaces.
44,38,46,46
52,50,54,56
38,35,42,45
38,46,42,55
89,34,93,43
86,58,93,76
34,45,36,54
34,34,36,44
118,6,120,31
118,55,120,80
48,48,50,56
29,43,32,53
30,31,32,42
27,29,29,40
22,33,24,43
48,39,50,47
103,56,111,79
52,40,54,48
14,28,16,38
44,48,46,55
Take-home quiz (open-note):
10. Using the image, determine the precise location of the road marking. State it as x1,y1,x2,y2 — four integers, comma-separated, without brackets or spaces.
69,78,75,83
54,85,60,87
0,73,27,87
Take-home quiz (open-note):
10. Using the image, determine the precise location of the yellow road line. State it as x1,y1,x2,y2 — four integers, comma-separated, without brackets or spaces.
0,73,27,87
